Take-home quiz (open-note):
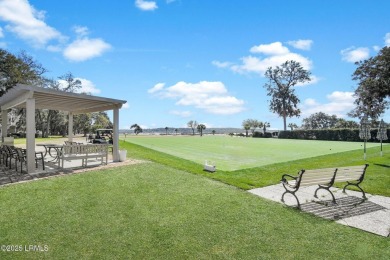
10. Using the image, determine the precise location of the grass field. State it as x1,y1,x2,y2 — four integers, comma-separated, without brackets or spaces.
1,137,389,258
125,135,382,171
1,164,389,259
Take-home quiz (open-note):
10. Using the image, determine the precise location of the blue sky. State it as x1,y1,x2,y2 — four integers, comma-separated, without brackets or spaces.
0,0,389,130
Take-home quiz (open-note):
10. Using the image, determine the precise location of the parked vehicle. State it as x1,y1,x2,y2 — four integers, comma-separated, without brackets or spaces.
88,129,113,144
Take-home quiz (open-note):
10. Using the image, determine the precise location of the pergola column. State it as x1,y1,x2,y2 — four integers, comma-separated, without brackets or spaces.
68,112,73,141
26,98,36,173
113,107,119,161
1,110,7,141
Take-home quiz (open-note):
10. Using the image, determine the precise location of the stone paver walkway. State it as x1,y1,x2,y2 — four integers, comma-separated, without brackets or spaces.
249,184,390,237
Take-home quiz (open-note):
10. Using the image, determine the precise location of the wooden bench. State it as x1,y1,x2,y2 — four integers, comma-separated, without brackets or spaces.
334,164,369,199
280,164,369,208
59,144,109,168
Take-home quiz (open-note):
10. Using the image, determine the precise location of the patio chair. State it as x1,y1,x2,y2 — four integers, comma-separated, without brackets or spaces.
2,145,18,169
14,148,45,173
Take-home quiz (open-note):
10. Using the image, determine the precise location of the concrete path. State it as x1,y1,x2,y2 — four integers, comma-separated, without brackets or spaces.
249,184,390,237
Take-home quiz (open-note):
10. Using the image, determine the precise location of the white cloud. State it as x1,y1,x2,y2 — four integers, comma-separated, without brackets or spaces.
231,52,312,74
170,110,192,117
0,0,63,47
373,45,381,52
214,41,313,78
287,39,313,50
122,103,129,109
73,26,89,37
148,82,165,93
385,33,390,47
250,42,289,55
0,1,110,61
149,81,246,115
341,47,370,63
63,38,111,62
212,60,232,68
304,98,319,106
76,78,101,94
58,78,101,94
301,91,355,118
135,0,158,11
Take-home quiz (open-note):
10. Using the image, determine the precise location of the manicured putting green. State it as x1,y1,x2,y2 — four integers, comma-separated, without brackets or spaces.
125,136,381,171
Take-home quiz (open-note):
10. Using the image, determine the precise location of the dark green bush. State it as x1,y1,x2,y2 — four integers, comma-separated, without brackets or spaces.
278,129,390,143
252,131,263,138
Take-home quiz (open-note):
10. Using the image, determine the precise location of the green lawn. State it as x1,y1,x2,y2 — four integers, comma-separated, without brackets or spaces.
1,163,389,259
125,135,382,171
120,139,390,196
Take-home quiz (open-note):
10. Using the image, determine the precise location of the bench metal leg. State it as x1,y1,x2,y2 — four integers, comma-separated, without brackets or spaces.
343,182,367,199
281,189,301,209
314,185,337,205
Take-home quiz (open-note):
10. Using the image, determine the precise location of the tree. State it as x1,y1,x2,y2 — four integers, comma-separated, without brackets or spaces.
174,128,178,135
334,119,359,129
165,127,169,135
242,119,263,135
243,122,250,137
73,113,93,136
0,49,47,96
92,111,112,132
263,122,270,134
301,112,338,129
187,120,198,135
212,130,216,135
288,123,298,130
58,72,82,93
264,60,311,131
349,46,390,119
197,124,206,137
130,124,143,135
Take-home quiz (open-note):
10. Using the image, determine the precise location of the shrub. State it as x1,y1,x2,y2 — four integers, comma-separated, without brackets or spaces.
252,131,263,138
278,129,390,143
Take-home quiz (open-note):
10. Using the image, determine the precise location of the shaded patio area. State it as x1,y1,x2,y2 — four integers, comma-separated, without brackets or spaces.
0,147,145,187
0,84,127,173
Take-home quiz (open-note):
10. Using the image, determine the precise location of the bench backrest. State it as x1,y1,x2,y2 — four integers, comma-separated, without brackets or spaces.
298,167,338,187
334,164,368,183
62,144,108,155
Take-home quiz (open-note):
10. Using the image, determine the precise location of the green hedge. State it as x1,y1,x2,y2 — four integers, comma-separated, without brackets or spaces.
278,129,390,143
253,131,273,138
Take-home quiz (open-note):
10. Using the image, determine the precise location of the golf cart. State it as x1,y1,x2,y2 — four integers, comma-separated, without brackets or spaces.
88,129,113,144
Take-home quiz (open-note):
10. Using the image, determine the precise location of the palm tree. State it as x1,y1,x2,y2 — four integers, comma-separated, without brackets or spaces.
288,123,298,130
165,127,168,135
174,128,178,135
197,124,206,137
212,130,216,135
263,122,270,134
243,123,250,137
130,124,142,135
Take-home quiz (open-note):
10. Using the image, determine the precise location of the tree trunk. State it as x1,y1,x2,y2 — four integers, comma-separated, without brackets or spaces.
46,111,52,137
282,103,287,131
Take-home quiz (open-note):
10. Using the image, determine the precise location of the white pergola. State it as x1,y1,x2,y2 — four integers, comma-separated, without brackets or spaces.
0,84,127,173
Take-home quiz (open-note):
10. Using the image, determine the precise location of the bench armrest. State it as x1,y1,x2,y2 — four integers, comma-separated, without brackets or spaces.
280,174,297,184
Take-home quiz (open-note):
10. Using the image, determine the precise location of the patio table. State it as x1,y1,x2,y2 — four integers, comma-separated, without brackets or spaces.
36,144,63,162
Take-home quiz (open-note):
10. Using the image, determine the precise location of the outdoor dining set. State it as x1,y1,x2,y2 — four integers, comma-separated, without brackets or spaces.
0,141,87,173
0,144,45,173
